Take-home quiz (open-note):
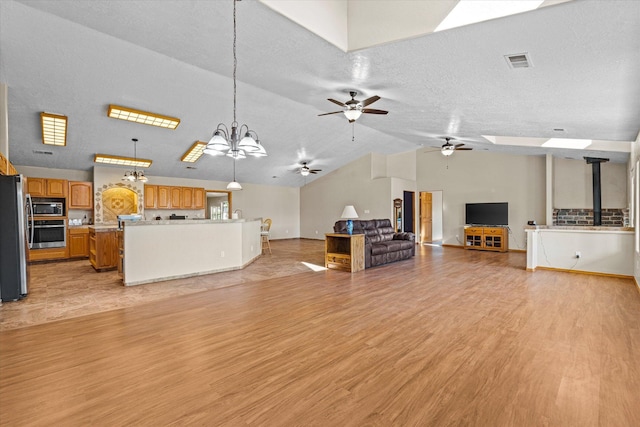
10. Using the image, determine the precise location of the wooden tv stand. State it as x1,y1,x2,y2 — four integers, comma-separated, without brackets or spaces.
464,226,508,252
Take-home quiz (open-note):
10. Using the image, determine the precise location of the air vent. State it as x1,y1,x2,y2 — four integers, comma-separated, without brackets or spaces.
33,150,53,155
186,166,197,170
505,52,532,69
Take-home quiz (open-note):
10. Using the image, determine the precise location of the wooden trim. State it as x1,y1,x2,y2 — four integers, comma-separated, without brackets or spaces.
635,276,640,295
534,265,633,280
510,249,526,253
205,189,232,215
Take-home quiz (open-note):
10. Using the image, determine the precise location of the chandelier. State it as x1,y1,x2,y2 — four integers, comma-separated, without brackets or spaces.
204,0,266,190
122,138,148,183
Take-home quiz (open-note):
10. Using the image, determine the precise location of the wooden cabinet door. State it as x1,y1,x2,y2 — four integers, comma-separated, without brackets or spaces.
182,187,194,209
144,185,157,209
193,188,205,210
170,187,182,209
0,152,7,175
420,192,432,244
27,178,46,196
157,186,171,209
69,230,89,258
46,179,67,197
69,181,93,209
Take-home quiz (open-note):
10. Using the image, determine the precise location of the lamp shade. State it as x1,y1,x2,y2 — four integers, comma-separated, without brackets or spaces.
341,205,359,219
226,180,242,191
343,108,362,121
441,146,455,156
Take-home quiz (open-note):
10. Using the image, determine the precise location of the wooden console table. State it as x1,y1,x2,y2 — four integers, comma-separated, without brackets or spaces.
325,233,365,272
464,226,508,252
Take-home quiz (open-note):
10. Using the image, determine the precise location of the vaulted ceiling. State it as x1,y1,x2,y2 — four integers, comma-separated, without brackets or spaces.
1,0,638,187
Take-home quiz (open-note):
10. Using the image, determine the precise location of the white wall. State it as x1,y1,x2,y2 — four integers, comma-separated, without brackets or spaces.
16,165,91,181
554,157,627,208
417,150,546,250
300,154,393,239
631,131,640,288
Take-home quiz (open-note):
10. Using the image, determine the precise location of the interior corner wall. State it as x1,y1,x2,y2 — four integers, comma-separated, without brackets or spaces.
416,150,546,250
553,157,627,208
631,130,640,287
0,83,8,157
300,154,392,239
386,150,417,181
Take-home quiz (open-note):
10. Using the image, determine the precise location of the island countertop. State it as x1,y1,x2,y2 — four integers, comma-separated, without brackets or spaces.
124,218,261,226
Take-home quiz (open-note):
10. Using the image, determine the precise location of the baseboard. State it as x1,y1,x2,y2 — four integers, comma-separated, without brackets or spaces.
441,244,464,249
635,277,640,295
534,265,633,280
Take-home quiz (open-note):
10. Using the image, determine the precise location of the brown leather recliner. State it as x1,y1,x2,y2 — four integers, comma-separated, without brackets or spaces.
334,219,415,268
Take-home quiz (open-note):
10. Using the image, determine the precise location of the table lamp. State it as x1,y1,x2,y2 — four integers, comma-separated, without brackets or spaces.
341,205,359,235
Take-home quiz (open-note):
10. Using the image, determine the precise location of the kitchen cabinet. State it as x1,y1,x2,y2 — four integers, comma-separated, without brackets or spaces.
144,185,157,209
0,152,7,175
27,178,68,197
144,185,205,210
157,186,171,209
193,187,205,209
182,187,193,209
68,181,93,209
68,227,90,258
170,187,182,208
89,227,118,271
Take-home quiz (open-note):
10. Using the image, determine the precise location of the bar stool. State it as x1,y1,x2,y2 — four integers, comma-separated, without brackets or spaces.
261,218,272,255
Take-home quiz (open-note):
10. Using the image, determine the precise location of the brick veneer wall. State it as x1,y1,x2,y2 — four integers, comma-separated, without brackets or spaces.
553,208,628,226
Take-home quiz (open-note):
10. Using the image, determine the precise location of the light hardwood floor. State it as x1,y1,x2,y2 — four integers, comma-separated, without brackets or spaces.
1,239,639,426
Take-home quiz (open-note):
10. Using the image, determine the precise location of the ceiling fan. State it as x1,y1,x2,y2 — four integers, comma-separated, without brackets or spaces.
439,137,473,156
295,161,322,177
318,91,388,123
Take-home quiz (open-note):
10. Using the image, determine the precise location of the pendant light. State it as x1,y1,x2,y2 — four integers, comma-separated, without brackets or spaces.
121,138,148,182
204,0,266,191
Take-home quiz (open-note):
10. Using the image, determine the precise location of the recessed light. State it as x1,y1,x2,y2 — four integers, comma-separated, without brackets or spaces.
107,104,180,129
41,112,67,146
94,154,152,168
181,141,207,163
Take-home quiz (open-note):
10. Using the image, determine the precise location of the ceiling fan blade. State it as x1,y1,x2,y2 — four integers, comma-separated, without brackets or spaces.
362,108,388,115
310,169,322,173
328,98,346,107
318,111,343,117
361,95,380,107
454,143,465,148
455,147,473,150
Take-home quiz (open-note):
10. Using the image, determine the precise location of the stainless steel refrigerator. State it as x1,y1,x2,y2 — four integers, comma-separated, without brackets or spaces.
0,174,30,301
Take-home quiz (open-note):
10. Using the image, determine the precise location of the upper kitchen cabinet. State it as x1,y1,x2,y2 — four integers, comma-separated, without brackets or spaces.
68,181,93,209
144,185,157,209
27,178,68,197
193,187,205,210
143,184,205,210
157,186,171,209
170,187,182,208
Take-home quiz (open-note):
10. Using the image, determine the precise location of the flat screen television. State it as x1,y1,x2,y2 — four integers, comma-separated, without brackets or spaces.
465,202,508,226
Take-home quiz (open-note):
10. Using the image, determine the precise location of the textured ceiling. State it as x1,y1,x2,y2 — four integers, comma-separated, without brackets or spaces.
1,0,638,187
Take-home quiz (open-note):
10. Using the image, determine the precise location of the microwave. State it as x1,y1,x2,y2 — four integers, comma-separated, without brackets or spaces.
32,201,64,216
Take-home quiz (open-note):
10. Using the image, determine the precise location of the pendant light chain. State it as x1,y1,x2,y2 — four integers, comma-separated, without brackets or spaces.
233,0,237,124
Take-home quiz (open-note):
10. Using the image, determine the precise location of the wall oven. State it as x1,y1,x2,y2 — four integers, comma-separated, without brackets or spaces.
29,219,66,249
32,201,64,216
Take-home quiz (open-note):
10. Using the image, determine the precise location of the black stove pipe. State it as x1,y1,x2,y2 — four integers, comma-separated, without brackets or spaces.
585,157,609,226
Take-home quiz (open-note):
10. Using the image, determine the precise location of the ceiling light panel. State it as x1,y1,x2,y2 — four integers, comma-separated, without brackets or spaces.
435,1,544,32
40,112,67,146
94,154,152,168
107,105,180,129
181,141,207,163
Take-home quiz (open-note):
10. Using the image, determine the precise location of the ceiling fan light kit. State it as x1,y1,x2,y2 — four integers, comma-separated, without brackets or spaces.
319,91,388,123
204,0,266,191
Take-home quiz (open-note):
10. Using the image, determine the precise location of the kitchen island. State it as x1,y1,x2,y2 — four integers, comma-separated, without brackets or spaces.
121,218,262,286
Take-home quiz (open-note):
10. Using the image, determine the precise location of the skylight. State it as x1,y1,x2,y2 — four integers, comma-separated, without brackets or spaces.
542,138,592,149
435,0,544,32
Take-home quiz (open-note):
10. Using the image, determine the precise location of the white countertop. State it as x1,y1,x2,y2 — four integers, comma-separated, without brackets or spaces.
123,218,261,226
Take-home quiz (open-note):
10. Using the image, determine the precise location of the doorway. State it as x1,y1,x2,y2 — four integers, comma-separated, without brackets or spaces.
403,191,415,233
206,190,232,219
420,191,443,244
